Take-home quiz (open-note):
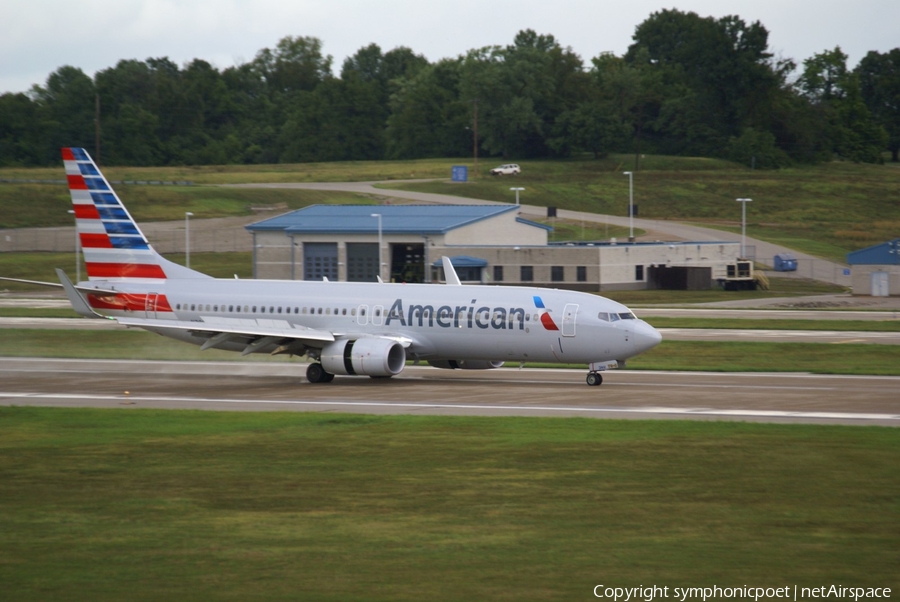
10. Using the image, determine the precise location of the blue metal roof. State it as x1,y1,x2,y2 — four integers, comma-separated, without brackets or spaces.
246,204,526,235
430,255,489,268
847,239,900,265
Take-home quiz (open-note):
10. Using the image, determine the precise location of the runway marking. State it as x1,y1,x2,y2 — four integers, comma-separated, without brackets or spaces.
1,391,898,423
0,368,838,391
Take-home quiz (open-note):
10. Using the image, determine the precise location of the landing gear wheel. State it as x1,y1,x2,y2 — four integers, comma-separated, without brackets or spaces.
306,363,333,384
586,372,603,387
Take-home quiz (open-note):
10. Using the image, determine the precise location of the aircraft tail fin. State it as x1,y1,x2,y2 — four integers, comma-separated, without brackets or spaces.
62,147,210,282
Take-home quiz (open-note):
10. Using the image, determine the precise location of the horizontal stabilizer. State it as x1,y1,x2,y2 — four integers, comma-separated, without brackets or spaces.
0,275,118,295
56,268,110,320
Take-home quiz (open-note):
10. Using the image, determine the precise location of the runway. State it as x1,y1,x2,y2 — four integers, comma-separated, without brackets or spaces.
2,358,898,426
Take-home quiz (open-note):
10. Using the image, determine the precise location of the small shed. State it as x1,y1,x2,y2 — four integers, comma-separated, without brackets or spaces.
773,253,797,271
846,239,900,296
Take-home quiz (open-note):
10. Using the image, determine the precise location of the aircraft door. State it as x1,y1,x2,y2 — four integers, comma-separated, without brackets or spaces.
357,304,369,325
562,303,578,337
144,293,158,319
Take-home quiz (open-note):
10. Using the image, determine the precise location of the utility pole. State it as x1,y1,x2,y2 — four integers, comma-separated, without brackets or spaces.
736,198,752,258
623,171,634,242
472,98,478,177
94,93,100,165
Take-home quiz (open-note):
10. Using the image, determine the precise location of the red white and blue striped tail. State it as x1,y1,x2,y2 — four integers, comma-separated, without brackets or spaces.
62,147,209,282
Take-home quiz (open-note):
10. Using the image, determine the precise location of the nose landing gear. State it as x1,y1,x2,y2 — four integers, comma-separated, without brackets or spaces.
586,372,603,386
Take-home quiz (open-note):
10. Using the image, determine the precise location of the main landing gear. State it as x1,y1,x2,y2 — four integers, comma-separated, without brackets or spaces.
586,372,603,387
306,363,334,383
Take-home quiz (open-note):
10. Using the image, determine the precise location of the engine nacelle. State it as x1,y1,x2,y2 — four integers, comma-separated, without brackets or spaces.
428,360,504,370
321,338,406,377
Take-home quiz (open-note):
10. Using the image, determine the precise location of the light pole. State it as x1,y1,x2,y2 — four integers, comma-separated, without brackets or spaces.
471,98,478,177
623,171,634,242
67,209,80,282
185,212,194,269
736,198,752,258
371,213,383,281
510,187,524,206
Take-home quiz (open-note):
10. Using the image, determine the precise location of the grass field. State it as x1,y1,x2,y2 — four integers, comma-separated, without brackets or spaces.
644,317,900,331
1,407,896,600
0,183,374,228
0,252,254,291
602,276,848,305
3,154,899,261
382,156,900,262
1,329,898,375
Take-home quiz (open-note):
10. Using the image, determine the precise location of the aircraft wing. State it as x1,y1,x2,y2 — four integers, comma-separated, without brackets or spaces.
115,315,336,355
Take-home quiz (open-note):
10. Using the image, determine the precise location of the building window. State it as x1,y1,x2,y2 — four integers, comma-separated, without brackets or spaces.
636,265,644,281
521,266,534,282
551,266,564,282
493,265,504,282
577,266,587,282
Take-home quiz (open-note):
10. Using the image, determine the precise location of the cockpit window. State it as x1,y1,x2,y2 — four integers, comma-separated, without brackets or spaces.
618,312,636,320
597,312,609,321
609,313,620,322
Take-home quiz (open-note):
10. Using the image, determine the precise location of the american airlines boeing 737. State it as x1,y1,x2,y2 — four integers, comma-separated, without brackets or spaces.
4,148,662,386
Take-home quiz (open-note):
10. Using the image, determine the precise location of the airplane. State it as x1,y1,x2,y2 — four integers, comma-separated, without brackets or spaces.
2,147,662,386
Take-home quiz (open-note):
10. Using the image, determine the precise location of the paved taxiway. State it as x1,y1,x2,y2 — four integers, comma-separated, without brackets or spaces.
2,317,898,344
2,358,898,426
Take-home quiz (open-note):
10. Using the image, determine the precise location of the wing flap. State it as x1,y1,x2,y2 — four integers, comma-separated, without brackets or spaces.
114,315,336,346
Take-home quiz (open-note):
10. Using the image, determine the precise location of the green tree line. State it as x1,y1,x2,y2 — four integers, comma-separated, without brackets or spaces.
1,9,898,168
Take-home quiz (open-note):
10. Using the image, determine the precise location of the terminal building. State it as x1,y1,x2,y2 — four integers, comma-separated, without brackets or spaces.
246,204,741,291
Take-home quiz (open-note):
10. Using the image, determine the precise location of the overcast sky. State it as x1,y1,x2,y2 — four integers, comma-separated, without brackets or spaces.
2,0,897,94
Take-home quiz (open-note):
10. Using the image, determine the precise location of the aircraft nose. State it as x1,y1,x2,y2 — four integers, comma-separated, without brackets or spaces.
634,320,662,352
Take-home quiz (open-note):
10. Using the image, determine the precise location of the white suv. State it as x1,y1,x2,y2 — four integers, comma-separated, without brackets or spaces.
490,163,520,176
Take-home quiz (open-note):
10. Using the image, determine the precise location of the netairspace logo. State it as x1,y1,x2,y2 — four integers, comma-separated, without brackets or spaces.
592,584,892,602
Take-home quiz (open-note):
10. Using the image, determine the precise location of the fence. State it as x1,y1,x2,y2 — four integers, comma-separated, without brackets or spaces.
1,220,253,254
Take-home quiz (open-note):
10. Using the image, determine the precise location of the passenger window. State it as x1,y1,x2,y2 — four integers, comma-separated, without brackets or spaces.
318,308,323,315
294,308,298,314
229,305,234,312
342,308,347,315
176,304,181,310
236,306,241,313
191,304,196,311
278,307,282,314
270,307,274,313
326,308,331,315
351,308,356,316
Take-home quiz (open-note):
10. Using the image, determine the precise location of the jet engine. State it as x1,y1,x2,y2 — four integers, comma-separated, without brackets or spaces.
320,338,406,377
428,360,504,370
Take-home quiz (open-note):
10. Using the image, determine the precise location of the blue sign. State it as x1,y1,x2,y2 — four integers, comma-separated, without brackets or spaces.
843,268,850,276
451,165,467,182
